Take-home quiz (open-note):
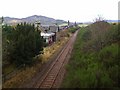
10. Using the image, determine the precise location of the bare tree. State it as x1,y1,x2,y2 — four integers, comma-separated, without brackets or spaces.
93,15,105,22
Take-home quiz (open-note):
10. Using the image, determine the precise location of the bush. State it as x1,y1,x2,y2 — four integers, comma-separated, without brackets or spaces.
81,29,91,41
62,21,119,88
99,44,118,68
68,27,78,33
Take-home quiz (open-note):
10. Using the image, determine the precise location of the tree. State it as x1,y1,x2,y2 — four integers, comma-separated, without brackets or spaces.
2,23,44,66
2,25,15,64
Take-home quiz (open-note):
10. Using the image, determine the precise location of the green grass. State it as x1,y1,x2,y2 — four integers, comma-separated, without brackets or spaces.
61,22,119,88
59,23,68,26
78,24,89,27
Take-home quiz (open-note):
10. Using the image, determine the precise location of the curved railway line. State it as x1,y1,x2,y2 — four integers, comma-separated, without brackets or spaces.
33,30,79,88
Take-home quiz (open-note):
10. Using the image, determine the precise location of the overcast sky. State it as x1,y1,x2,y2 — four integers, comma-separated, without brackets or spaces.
0,0,119,22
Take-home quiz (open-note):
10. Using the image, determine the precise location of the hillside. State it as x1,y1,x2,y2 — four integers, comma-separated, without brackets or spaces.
62,21,119,88
3,15,67,25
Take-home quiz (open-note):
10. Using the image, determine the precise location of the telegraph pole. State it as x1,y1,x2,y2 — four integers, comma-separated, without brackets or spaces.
68,20,70,27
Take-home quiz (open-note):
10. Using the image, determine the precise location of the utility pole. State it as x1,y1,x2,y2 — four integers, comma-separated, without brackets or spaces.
68,20,70,27
2,16,4,23
74,21,77,27
1,16,4,28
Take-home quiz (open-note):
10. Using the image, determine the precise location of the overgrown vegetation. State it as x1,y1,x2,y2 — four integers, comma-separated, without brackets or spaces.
2,26,71,88
62,21,119,88
2,23,44,67
68,26,79,33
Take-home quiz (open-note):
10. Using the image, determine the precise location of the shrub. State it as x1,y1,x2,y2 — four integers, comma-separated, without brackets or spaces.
68,27,78,33
99,44,118,68
62,21,119,88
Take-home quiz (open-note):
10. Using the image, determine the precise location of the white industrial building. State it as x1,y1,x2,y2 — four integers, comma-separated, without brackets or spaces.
41,32,55,44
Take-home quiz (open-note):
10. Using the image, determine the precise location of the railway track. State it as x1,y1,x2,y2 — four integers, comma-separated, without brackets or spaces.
34,30,79,88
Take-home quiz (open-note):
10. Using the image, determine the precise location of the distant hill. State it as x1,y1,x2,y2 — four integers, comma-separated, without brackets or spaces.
106,20,120,23
3,15,67,25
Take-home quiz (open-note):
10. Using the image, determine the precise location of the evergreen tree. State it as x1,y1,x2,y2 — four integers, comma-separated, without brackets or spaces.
2,23,44,66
